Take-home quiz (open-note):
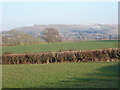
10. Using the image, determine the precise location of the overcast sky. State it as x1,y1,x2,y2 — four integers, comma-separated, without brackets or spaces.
1,2,118,31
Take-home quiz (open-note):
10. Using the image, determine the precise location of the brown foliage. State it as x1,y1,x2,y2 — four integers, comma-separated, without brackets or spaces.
41,28,62,43
2,48,120,64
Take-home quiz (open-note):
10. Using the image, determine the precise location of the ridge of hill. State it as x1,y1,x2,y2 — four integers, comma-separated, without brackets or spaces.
14,24,118,41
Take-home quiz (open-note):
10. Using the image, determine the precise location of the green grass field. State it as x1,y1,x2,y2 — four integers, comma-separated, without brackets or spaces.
2,40,119,88
2,62,119,88
1,40,119,54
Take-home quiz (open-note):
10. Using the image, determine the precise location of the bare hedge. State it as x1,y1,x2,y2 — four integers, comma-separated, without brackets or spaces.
2,48,120,64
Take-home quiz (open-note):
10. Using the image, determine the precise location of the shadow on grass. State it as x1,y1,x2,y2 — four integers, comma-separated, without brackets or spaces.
34,63,119,88
66,63,119,88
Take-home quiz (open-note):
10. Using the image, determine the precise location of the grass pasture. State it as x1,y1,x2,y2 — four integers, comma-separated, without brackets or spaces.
2,40,118,54
2,62,119,88
2,40,119,88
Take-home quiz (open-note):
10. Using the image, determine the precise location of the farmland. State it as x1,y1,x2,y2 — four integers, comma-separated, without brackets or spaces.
1,40,119,88
2,40,119,54
2,62,119,88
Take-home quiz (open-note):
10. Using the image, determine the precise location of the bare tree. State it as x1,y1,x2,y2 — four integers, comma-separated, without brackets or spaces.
41,28,62,43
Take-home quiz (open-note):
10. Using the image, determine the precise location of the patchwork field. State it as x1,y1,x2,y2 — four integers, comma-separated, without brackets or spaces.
2,40,119,54
2,62,119,88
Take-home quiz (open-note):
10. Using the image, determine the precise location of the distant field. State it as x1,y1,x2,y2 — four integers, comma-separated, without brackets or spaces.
2,62,119,88
1,40,119,54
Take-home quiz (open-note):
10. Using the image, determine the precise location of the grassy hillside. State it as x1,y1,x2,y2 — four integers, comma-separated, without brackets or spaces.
2,62,119,88
2,40,118,54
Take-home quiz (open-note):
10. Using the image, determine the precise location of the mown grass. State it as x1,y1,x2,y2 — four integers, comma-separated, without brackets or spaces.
2,40,118,54
2,62,119,88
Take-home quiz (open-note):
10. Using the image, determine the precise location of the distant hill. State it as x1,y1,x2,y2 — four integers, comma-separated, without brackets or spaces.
14,24,118,34
13,24,118,41
1,24,118,45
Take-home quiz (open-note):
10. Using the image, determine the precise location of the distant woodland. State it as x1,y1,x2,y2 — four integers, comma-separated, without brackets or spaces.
1,30,41,46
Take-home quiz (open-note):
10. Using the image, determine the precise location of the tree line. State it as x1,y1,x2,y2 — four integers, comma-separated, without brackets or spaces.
2,28,62,46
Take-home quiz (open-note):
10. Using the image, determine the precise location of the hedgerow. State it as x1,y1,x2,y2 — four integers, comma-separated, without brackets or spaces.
2,48,120,64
